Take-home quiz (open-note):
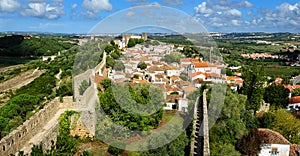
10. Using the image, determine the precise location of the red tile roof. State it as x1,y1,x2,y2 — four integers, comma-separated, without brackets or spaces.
285,85,300,92
147,66,164,73
235,79,243,84
167,95,181,103
290,96,300,104
205,72,220,78
166,85,181,92
194,62,210,68
189,72,206,78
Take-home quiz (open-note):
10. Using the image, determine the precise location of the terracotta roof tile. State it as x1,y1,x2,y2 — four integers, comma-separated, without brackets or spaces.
194,62,210,68
290,96,300,104
147,66,164,73
167,95,181,103
189,72,206,78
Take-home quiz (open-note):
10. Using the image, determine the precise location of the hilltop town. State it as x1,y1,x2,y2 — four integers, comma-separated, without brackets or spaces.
1,32,300,156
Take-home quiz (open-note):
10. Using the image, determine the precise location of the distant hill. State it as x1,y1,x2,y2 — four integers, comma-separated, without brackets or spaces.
0,35,75,57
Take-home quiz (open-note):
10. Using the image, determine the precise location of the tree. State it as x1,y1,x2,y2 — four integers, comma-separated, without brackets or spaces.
258,112,275,129
272,109,300,144
141,132,189,156
100,79,111,90
282,77,291,84
56,80,73,97
98,83,164,132
242,63,266,113
137,61,147,70
105,45,114,53
127,38,136,47
108,142,126,155
106,56,115,68
226,69,234,76
110,40,115,46
180,46,203,58
163,54,181,64
264,84,290,108
114,61,125,71
209,89,255,155
292,88,300,96
210,143,241,156
110,52,120,60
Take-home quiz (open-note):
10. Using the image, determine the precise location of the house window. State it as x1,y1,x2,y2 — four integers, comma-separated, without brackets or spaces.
270,147,279,155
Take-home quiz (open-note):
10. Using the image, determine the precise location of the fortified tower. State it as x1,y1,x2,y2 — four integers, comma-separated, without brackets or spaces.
122,34,132,46
142,32,148,41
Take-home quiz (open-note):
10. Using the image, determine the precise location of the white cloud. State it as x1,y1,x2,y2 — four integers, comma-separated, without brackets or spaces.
162,0,183,6
258,2,300,29
194,1,244,30
21,2,65,19
0,0,20,12
236,1,253,8
24,0,46,2
81,0,112,18
82,0,112,13
53,0,64,2
126,0,147,3
71,3,77,9
224,9,242,18
194,2,213,15
193,1,300,32
231,19,240,26
80,10,98,19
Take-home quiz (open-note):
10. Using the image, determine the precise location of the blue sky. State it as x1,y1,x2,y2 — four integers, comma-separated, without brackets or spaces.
0,0,299,33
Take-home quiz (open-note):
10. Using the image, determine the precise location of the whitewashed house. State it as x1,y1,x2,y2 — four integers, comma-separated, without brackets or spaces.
258,144,290,156
177,98,188,112
165,66,181,77
287,96,300,111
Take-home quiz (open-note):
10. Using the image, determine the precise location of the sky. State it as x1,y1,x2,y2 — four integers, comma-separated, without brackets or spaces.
0,0,300,33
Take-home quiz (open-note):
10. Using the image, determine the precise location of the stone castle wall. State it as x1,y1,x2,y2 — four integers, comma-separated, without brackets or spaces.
40,123,58,153
0,98,60,156
76,74,98,136
0,69,100,156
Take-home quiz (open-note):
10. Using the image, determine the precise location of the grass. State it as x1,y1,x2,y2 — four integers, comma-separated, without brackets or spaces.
161,110,178,124
86,145,110,156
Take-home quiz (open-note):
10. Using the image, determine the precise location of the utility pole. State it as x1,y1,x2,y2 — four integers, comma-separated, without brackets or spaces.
209,47,213,63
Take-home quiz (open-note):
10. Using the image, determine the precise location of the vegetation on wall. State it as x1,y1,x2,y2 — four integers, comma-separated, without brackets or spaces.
98,80,164,132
